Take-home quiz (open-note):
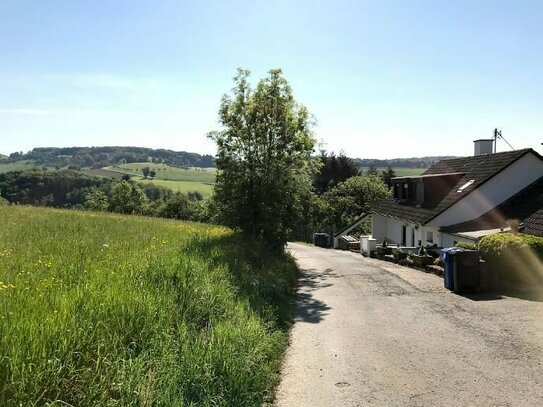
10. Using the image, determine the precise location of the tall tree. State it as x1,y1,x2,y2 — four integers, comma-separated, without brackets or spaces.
110,180,149,214
366,163,379,176
313,150,360,194
208,68,316,249
380,165,396,188
322,175,390,232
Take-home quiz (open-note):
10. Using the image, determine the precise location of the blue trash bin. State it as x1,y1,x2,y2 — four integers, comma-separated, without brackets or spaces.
441,248,459,291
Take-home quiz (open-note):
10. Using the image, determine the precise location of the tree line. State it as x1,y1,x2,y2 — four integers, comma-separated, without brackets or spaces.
0,169,205,221
352,156,455,169
6,146,215,169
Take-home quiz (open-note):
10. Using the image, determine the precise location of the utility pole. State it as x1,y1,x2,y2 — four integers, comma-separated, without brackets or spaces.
493,128,515,152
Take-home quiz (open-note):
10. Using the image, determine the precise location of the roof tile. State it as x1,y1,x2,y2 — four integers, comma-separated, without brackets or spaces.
374,149,536,225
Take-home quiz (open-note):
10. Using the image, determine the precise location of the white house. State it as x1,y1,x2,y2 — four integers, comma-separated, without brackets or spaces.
338,141,543,249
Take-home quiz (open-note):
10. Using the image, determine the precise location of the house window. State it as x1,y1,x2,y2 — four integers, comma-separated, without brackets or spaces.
457,179,475,193
426,231,434,243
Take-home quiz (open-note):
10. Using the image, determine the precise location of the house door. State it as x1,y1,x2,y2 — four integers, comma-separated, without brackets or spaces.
401,225,407,246
411,228,415,246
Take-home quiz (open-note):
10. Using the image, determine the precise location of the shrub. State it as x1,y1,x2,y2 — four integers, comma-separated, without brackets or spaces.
157,193,195,220
454,241,477,250
478,233,543,287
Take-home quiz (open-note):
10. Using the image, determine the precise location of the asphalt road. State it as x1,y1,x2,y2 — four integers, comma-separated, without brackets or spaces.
274,243,543,407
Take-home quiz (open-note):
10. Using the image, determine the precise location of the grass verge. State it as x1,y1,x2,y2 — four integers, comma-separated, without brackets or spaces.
0,206,297,406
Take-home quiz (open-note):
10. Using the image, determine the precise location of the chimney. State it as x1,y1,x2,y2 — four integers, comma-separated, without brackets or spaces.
473,139,494,156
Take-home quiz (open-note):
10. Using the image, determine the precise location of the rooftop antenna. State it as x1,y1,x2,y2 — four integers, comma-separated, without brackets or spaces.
493,128,514,152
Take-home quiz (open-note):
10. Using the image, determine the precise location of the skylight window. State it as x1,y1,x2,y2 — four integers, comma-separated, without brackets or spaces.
457,179,475,193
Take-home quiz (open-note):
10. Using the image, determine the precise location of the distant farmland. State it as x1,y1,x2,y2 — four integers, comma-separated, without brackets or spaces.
105,163,216,198
0,160,55,173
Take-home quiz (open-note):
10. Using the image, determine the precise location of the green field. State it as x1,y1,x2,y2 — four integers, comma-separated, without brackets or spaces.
139,178,214,198
0,160,49,173
0,206,297,406
107,163,216,183
361,167,425,177
106,163,216,198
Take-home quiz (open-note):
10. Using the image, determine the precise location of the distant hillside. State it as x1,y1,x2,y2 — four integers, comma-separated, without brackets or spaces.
352,156,457,170
3,146,457,172
5,146,215,169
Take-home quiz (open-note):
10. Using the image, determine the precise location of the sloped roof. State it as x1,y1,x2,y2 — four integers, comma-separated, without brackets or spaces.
374,149,538,225
442,176,543,237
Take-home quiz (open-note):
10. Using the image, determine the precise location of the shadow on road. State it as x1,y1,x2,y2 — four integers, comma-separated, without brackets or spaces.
293,267,334,323
457,293,505,301
458,288,543,303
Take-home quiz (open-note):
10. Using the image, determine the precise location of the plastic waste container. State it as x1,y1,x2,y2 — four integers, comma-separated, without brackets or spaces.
454,250,480,292
313,233,331,248
441,248,480,292
441,248,458,291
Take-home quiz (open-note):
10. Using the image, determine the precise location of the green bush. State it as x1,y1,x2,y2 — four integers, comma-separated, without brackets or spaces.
478,233,543,258
454,241,477,250
478,233,543,287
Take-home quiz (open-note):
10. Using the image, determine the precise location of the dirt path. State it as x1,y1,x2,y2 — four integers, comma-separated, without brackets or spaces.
274,243,543,407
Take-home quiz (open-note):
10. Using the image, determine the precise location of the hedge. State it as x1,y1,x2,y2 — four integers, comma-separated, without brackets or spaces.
478,233,543,259
478,233,543,286
454,241,477,250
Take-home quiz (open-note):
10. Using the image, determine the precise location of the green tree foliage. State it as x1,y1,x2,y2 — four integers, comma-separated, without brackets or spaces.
313,150,361,194
157,193,195,220
380,165,396,188
187,191,203,201
110,180,149,214
7,146,215,168
149,169,156,178
209,68,316,249
142,166,151,178
83,188,109,211
322,175,390,231
366,164,379,176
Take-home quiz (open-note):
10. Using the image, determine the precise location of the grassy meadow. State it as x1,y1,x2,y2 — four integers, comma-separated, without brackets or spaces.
0,206,297,406
0,160,52,173
138,178,214,198
106,163,216,198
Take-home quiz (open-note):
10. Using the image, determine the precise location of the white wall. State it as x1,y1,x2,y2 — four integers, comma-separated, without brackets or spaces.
373,213,460,247
420,226,441,247
429,152,543,227
372,213,419,246
385,219,399,243
371,213,387,242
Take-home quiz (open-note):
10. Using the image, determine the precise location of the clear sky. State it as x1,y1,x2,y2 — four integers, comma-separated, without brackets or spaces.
1,0,541,158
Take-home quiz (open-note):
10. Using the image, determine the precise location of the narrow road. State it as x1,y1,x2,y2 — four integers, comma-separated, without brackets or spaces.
275,243,543,407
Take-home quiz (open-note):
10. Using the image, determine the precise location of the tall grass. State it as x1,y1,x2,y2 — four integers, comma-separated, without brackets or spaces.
0,206,297,406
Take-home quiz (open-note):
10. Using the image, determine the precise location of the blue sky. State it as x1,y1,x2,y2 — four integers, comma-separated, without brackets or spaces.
1,0,541,158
